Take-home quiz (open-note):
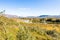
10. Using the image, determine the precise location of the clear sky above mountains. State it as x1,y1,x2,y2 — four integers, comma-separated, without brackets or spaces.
0,0,60,17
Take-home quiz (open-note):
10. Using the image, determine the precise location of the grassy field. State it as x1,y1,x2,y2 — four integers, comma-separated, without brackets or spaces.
0,16,60,40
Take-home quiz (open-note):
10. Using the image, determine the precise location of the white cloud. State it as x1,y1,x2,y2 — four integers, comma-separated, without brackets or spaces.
14,8,40,17
5,8,60,17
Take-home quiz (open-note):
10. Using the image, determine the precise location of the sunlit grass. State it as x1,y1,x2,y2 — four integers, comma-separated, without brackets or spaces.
0,16,60,40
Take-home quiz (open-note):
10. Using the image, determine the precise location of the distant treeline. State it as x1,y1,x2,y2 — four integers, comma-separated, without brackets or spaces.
32,18,60,24
46,18,60,24
20,17,60,24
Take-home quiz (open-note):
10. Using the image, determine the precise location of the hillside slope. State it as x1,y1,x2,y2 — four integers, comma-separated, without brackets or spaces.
0,15,60,40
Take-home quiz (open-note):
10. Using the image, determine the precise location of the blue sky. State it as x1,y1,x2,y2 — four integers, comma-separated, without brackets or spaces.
0,0,60,16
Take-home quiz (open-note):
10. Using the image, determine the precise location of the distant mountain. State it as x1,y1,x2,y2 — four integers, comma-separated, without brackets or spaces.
38,15,49,18
0,14,19,18
19,15,60,18
38,15,60,18
1,13,60,18
26,16,37,18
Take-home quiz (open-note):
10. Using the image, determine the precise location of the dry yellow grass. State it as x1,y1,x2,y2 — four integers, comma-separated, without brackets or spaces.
20,22,60,33
0,16,60,40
